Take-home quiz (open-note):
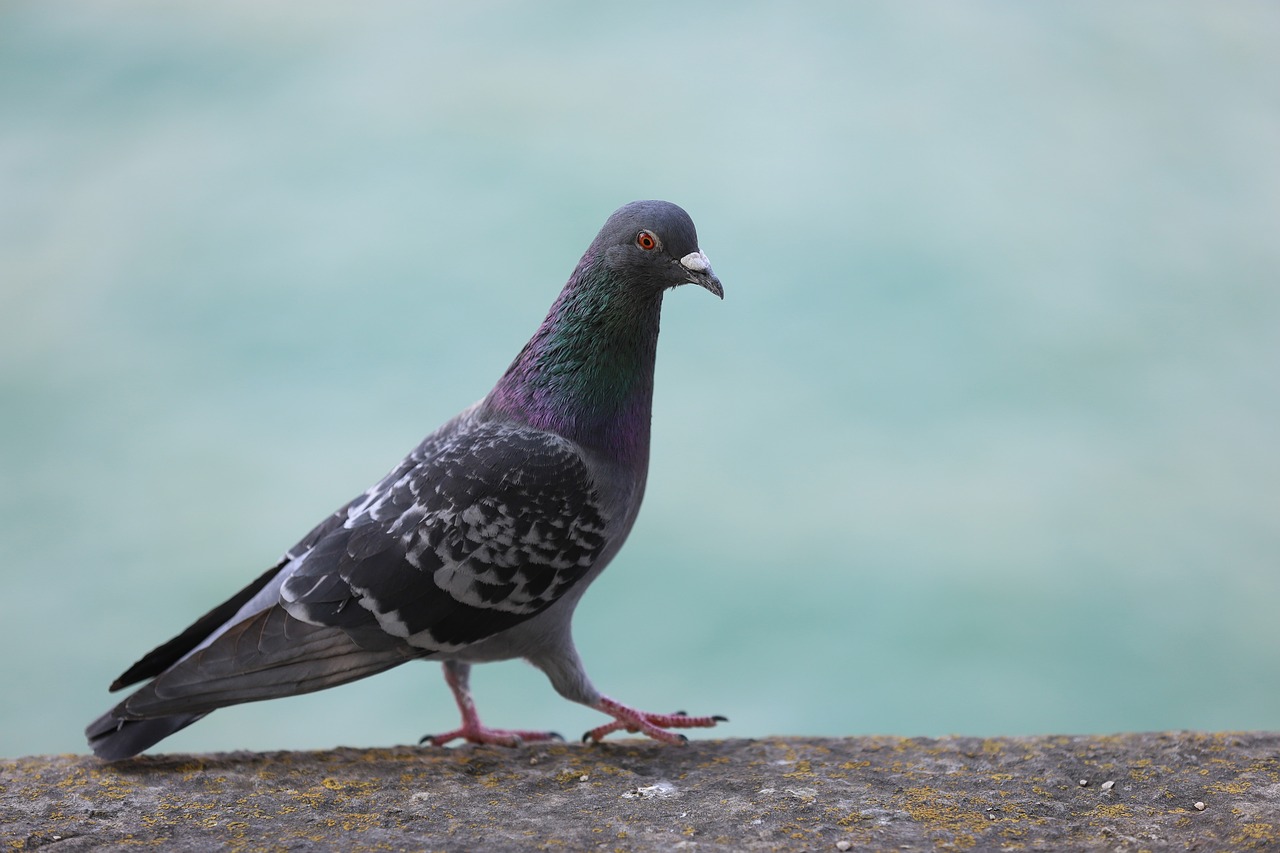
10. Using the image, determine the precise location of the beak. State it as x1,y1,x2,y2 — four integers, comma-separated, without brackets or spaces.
679,250,724,299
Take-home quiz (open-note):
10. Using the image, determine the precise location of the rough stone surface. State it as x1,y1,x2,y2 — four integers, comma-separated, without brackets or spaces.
3,733,1277,851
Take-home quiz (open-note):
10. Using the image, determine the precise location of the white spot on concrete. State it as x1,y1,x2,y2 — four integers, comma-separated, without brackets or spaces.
621,781,679,799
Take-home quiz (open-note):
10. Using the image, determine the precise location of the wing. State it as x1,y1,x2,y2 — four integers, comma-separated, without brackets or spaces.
279,420,611,653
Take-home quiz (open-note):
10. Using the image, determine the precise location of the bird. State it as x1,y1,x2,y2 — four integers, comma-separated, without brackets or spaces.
86,200,725,761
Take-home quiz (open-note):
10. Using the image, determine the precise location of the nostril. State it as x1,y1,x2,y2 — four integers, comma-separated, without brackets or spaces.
679,250,711,273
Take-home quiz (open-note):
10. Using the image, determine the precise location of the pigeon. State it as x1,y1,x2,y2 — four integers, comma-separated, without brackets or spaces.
86,200,725,761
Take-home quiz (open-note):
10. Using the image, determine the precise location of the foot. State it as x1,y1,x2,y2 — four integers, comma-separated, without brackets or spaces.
420,724,562,748
584,698,727,745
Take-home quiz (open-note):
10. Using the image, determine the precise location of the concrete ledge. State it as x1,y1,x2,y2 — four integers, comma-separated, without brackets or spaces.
3,733,1277,850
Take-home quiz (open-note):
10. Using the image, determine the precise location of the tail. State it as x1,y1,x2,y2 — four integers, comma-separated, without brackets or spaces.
86,710,207,761
85,605,420,760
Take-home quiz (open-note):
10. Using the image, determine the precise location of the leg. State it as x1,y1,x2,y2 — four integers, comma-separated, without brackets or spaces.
529,645,726,746
420,660,562,747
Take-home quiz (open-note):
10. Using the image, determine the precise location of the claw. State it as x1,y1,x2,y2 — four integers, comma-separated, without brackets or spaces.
583,697,726,745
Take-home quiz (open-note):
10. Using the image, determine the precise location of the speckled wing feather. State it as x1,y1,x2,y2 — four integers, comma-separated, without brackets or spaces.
279,419,610,653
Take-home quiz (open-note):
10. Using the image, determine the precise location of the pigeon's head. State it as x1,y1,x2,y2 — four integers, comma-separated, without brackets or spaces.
592,200,724,299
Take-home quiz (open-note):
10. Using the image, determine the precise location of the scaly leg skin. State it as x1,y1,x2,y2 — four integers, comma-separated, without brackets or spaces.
583,697,727,745
420,660,562,747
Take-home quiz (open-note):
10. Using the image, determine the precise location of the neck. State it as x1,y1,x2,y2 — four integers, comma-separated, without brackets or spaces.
484,260,663,468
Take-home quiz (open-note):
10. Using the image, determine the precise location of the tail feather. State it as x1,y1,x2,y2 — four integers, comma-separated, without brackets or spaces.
110,561,286,691
86,710,205,761
129,605,419,716
87,605,420,760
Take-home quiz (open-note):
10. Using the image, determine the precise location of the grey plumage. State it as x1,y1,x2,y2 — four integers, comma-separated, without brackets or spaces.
87,200,724,760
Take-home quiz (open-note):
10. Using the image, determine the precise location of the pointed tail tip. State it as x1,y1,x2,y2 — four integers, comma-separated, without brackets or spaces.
85,710,205,762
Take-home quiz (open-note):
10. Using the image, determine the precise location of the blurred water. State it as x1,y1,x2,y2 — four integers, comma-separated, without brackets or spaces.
2,1,1278,758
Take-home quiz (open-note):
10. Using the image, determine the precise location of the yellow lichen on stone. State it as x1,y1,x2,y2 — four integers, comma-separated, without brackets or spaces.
553,766,592,785
980,739,1004,755
1082,804,1132,820
1208,779,1251,795
1232,822,1277,845
782,760,813,778
899,785,990,848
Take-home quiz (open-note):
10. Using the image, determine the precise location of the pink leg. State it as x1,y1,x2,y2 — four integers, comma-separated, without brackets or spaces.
583,697,726,745
420,661,562,747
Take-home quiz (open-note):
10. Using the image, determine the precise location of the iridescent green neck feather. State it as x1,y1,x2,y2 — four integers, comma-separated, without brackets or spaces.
484,258,663,469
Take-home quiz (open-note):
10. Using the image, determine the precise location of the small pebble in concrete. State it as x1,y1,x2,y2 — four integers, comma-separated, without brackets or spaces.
1101,780,1116,792
1194,801,1206,811
1079,779,1089,787
836,841,852,851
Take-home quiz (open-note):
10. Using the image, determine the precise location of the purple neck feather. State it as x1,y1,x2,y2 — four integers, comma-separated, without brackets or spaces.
484,252,663,469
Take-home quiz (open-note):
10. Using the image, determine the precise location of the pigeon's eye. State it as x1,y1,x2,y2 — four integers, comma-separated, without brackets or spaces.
636,230,659,251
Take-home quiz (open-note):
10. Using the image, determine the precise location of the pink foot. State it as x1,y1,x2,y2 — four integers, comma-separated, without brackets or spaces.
584,697,727,745
419,724,562,748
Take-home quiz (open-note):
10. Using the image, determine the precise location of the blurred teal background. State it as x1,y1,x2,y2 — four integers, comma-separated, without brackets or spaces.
2,2,1278,758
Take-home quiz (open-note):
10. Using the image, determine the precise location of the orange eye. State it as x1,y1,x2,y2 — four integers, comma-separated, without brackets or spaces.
636,230,658,251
